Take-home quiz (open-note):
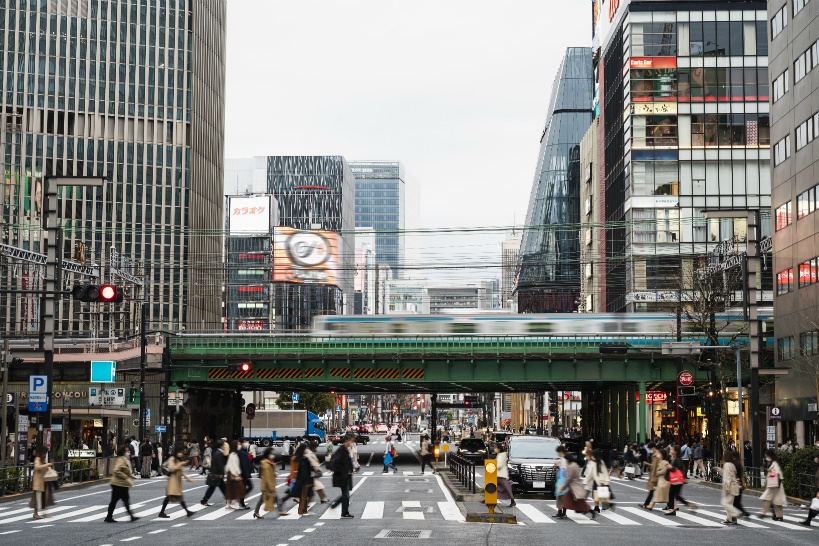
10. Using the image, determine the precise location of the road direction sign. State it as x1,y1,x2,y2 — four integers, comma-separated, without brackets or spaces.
678,370,694,386
155,425,167,433
292,393,300,403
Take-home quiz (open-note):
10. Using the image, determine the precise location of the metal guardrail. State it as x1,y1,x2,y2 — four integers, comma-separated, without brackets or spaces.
448,453,477,494
169,333,742,357
1,457,116,498
796,472,817,500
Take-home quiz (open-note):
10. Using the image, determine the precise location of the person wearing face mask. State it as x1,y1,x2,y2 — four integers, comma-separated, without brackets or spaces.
200,439,227,507
757,449,786,521
225,440,245,510
157,446,194,518
237,441,253,508
306,440,329,503
253,448,279,519
801,455,819,526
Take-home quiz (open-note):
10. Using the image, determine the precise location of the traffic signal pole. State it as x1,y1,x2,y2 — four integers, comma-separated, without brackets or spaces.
139,303,147,442
1,340,9,466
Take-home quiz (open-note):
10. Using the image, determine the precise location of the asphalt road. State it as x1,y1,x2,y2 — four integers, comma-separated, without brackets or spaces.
0,434,814,546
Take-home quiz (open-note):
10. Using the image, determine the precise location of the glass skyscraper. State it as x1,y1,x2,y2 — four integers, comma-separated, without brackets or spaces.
0,0,226,334
517,47,593,313
349,161,405,278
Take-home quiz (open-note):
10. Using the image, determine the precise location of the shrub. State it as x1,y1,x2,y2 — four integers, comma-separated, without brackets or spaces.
775,446,818,498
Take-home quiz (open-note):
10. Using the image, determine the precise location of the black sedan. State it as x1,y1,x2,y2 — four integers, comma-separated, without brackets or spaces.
456,438,489,462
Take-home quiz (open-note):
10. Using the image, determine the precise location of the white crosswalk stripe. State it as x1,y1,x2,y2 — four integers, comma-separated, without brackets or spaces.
545,503,597,524
437,501,464,522
620,507,681,526
0,505,76,524
693,508,769,528
594,508,641,525
361,501,384,519
515,503,553,523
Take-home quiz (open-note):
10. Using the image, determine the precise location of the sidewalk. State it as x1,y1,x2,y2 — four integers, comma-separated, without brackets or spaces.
434,462,484,502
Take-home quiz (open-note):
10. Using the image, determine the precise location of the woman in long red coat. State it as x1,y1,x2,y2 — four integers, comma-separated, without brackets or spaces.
558,453,596,520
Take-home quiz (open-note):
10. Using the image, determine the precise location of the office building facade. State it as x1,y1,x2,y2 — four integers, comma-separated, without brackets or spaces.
0,0,226,335
225,156,356,330
769,0,819,443
517,48,593,313
349,161,406,278
501,231,521,311
591,0,772,312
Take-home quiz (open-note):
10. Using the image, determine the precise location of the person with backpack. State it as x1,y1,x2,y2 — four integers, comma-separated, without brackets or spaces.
690,440,704,478
382,436,397,474
104,444,139,523
157,445,194,518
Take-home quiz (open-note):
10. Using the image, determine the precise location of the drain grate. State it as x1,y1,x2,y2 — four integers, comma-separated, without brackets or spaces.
403,506,425,512
405,478,430,482
375,530,432,539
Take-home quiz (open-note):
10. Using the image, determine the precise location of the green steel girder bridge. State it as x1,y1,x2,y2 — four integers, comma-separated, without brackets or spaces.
168,334,713,393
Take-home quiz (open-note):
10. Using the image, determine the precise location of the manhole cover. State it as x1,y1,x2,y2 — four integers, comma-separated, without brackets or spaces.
403,506,425,512
405,478,430,482
375,530,432,539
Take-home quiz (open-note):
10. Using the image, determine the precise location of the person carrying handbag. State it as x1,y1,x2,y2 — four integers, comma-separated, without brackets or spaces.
589,449,615,512
157,446,194,518
224,440,246,510
31,446,55,520
757,449,786,521
200,439,227,506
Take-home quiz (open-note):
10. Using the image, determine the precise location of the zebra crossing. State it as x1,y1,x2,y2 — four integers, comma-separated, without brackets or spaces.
1,496,816,529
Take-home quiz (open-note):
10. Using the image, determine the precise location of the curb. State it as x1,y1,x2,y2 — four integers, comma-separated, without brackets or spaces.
435,464,484,503
694,479,810,507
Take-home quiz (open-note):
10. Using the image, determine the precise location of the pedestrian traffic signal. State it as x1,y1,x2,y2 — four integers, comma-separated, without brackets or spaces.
484,459,498,511
129,388,137,403
463,395,479,405
72,284,124,303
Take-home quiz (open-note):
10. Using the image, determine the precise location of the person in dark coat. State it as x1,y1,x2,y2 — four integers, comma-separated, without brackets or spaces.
200,439,227,506
139,439,154,479
237,441,253,508
330,433,355,518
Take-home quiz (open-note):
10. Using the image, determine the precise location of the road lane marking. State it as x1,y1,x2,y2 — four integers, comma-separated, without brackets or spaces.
438,501,465,522
0,505,76,524
362,501,384,519
672,511,725,527
595,509,641,525
693,509,769,528
546,503,597,524
620,507,681,526
515,503,553,523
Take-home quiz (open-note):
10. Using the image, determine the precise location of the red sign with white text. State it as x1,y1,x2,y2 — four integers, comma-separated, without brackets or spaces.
630,57,677,70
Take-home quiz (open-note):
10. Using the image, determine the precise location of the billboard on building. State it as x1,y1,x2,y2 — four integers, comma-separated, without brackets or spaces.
228,195,273,234
273,227,340,286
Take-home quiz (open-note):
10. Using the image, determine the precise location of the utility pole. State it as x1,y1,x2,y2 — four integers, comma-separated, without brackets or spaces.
138,302,147,442
374,264,380,315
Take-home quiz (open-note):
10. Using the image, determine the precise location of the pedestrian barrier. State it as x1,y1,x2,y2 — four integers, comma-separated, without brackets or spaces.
0,456,116,498
448,453,477,494
796,472,816,500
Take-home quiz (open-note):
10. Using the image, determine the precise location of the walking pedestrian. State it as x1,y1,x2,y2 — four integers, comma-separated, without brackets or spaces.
306,440,330,503
642,448,670,511
664,445,695,515
290,443,313,517
420,434,435,474
200,439,227,506
225,440,246,510
559,453,595,519
201,440,212,476
641,442,660,508
104,445,139,522
139,439,154,479
720,450,743,525
157,446,194,518
281,439,291,470
188,441,199,470
382,435,397,473
757,449,786,521
729,450,750,518
30,446,54,520
128,436,138,475
237,441,254,506
691,439,704,478
329,433,355,518
554,446,568,519
800,454,819,526
494,443,515,507
589,449,614,512
742,440,752,469
680,441,691,478
253,448,280,519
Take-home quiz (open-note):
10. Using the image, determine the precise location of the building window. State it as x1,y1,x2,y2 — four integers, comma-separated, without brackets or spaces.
798,257,819,288
772,4,788,39
797,184,819,219
794,0,811,16
773,70,790,103
774,135,791,166
776,201,793,231
690,113,770,147
800,329,819,356
794,41,819,83
778,336,795,361
777,267,794,295
796,112,819,150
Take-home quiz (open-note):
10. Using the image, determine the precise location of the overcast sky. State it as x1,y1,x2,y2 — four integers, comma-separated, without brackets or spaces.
225,0,591,279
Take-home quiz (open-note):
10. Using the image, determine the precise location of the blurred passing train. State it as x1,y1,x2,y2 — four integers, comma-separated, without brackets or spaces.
312,312,772,337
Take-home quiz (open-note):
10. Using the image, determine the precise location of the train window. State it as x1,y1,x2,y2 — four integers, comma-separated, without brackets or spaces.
527,322,554,333
391,323,406,334
452,323,476,334
601,321,618,332
620,322,640,333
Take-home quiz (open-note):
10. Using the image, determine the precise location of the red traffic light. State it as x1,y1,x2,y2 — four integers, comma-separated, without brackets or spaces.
240,362,251,373
100,285,117,301
72,284,123,303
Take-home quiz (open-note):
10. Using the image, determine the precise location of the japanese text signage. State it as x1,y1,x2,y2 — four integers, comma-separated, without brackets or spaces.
28,375,48,412
229,195,273,234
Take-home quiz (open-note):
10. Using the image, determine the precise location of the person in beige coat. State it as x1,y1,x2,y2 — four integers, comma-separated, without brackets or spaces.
306,440,329,503
758,449,786,520
643,448,670,510
30,446,54,519
641,442,661,508
253,448,280,519
720,450,743,524
158,446,194,518
104,444,139,522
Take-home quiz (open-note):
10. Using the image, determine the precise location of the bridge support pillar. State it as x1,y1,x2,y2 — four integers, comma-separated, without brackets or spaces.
628,383,637,443
638,382,647,443
603,388,611,448
618,387,628,449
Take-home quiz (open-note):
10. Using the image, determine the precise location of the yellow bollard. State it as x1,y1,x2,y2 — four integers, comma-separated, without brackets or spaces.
484,459,498,514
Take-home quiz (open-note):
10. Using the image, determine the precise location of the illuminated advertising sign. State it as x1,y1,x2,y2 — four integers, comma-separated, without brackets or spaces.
273,227,340,286
238,319,267,331
629,57,677,70
229,195,273,234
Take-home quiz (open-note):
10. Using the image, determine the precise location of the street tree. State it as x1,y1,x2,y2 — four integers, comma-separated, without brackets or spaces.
275,391,336,416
